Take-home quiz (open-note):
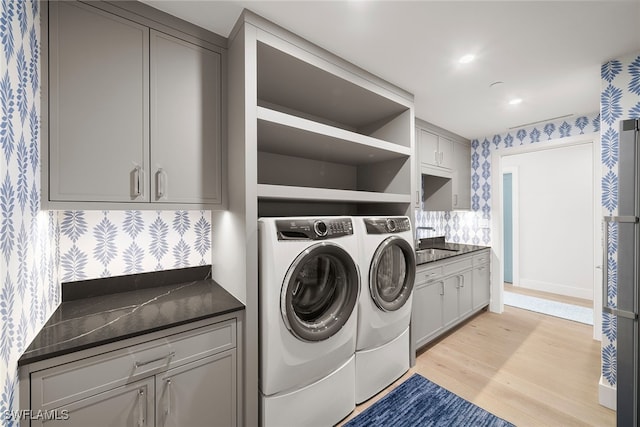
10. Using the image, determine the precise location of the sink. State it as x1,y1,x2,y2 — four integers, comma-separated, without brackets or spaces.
416,248,459,257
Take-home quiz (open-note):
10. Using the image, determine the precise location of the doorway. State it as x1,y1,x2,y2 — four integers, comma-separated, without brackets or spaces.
503,172,513,284
489,133,602,339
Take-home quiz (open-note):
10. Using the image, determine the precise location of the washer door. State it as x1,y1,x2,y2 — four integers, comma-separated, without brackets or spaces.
370,236,416,312
281,242,359,342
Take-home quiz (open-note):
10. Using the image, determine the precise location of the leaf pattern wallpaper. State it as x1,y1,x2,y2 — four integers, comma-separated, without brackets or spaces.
0,2,212,422
1,1,58,422
599,51,640,389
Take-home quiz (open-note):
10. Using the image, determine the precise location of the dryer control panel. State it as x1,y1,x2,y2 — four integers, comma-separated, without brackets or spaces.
364,217,411,234
276,218,354,240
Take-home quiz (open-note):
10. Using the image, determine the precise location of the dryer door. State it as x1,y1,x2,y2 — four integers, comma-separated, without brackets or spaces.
281,242,359,342
370,236,416,312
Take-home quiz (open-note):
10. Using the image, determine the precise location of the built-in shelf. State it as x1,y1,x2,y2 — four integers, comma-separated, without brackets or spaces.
257,184,411,204
257,107,410,165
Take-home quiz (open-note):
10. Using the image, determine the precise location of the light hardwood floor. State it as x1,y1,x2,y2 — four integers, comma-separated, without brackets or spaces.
340,304,615,426
504,282,594,308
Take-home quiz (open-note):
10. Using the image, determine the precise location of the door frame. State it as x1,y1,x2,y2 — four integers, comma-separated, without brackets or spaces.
489,132,602,340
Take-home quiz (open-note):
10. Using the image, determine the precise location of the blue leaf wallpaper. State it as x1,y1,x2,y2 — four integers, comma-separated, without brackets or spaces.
0,3,213,422
1,2,58,423
599,51,640,389
58,210,212,281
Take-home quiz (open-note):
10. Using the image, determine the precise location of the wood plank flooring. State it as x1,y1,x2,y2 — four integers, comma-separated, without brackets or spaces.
504,282,593,308
339,305,615,426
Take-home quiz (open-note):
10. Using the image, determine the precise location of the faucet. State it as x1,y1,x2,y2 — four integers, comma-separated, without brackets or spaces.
415,226,435,247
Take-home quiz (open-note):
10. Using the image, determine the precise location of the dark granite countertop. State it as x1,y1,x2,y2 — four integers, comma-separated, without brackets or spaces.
19,266,244,366
416,236,490,265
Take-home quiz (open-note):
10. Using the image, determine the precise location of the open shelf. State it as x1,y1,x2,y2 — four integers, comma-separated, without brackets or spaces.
257,41,410,140
257,184,411,204
257,107,410,165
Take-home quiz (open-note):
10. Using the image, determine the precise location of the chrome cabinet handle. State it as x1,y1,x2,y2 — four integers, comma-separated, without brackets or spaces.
133,166,143,197
135,351,175,368
165,378,172,417
137,388,145,427
156,168,167,199
440,282,444,296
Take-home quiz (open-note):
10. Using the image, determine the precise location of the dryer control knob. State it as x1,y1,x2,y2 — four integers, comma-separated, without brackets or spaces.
314,220,328,237
386,218,397,232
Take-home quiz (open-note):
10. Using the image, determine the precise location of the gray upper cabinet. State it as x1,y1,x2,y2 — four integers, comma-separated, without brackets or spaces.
48,1,150,203
416,118,471,211
150,30,222,205
45,1,225,209
452,140,471,210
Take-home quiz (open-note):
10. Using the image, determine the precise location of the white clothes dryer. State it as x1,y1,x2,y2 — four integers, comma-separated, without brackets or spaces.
258,217,360,427
353,216,416,403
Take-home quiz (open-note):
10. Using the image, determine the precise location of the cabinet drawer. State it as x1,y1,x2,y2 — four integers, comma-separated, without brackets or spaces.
415,265,443,285
442,257,472,276
473,250,490,266
31,319,236,410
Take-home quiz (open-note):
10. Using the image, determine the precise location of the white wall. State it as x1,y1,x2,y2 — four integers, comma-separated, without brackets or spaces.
502,143,594,299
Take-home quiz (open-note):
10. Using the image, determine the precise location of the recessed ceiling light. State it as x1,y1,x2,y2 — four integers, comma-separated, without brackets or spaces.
509,98,523,105
458,54,475,64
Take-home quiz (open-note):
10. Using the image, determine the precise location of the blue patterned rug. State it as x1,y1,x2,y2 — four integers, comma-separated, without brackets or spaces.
344,374,515,427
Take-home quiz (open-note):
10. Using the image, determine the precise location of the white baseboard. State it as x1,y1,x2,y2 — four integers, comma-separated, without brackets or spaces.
517,279,593,300
598,376,616,410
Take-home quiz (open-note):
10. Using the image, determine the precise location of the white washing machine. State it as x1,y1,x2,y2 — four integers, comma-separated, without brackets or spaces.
258,217,360,427
353,216,416,403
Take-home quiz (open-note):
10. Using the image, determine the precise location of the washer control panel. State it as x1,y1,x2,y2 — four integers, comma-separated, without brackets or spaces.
363,217,411,234
276,218,354,240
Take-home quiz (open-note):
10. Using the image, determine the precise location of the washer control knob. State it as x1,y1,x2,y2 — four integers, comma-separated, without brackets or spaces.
386,218,397,232
314,220,328,237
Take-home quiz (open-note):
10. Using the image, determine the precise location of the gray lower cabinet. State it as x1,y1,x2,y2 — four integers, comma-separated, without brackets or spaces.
46,1,223,208
33,378,155,427
412,250,491,350
156,351,236,427
472,250,491,310
23,318,239,427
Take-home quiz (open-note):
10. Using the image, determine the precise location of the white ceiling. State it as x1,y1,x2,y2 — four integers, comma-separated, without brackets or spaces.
141,0,640,140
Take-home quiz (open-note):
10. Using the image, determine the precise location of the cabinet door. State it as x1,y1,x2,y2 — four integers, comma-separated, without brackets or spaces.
151,30,222,204
442,275,460,327
156,350,236,427
49,1,149,202
438,136,454,170
33,378,154,427
418,129,439,167
473,264,491,309
452,141,471,209
412,281,444,348
458,270,473,317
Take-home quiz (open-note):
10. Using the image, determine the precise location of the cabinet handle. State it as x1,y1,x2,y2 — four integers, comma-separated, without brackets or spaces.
165,378,172,417
156,168,167,199
133,166,143,197
135,351,175,368
440,152,444,165
137,388,145,427
460,275,465,288
416,190,420,205
440,282,445,296
434,151,439,164
453,194,458,206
